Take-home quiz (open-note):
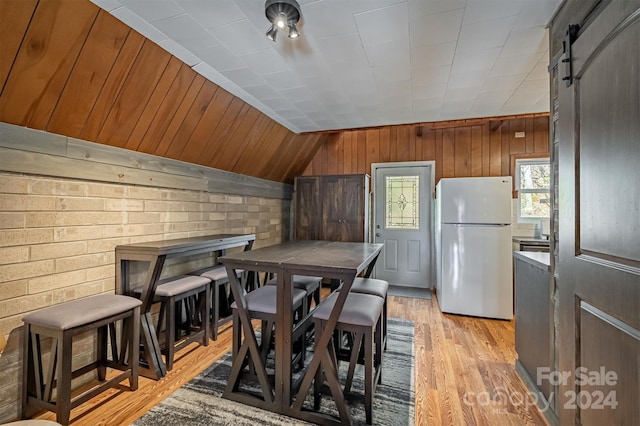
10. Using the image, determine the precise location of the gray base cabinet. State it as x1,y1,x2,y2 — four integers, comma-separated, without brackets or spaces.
514,252,556,421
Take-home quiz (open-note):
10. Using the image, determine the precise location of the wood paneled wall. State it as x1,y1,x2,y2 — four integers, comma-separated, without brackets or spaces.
0,0,325,184
0,0,550,187
302,115,550,183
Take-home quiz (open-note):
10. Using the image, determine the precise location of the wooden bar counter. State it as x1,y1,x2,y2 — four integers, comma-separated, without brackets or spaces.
115,234,255,379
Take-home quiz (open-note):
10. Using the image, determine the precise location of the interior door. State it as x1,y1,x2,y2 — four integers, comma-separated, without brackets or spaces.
557,2,640,424
373,162,433,288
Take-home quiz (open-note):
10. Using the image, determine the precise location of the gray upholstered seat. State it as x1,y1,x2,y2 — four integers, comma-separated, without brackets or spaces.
313,291,384,424
338,277,389,349
313,292,383,326
265,274,322,309
349,277,388,299
231,285,306,314
266,274,321,292
22,295,141,330
153,275,211,297
196,265,228,281
193,265,244,281
132,275,211,298
133,275,211,371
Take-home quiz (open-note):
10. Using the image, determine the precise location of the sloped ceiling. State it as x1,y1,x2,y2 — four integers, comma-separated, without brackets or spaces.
0,0,326,183
88,0,561,133
0,0,558,185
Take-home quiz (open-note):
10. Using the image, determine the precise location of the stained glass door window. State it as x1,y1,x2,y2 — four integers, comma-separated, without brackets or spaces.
385,175,419,229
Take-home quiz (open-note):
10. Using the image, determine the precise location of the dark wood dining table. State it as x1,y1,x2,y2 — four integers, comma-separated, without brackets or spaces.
220,239,383,425
115,233,255,379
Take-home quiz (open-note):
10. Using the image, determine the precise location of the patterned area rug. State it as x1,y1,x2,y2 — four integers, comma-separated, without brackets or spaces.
134,318,414,425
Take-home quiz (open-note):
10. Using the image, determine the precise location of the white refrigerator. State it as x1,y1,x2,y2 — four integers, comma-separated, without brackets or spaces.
435,177,513,320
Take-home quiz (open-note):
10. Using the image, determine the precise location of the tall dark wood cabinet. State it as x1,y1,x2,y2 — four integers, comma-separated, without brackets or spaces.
294,174,369,242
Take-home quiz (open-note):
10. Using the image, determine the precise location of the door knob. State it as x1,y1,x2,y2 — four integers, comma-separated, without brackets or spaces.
376,233,381,237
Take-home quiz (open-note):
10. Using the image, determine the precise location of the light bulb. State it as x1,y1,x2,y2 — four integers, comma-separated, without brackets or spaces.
276,12,287,28
288,22,299,39
266,25,277,42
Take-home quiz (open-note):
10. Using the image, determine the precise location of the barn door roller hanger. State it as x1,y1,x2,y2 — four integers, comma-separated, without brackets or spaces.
562,24,580,87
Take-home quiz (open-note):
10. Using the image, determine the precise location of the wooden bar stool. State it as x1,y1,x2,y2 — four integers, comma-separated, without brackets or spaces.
21,294,141,425
313,292,384,425
265,274,322,311
189,265,243,341
231,285,308,367
339,277,389,348
134,275,211,371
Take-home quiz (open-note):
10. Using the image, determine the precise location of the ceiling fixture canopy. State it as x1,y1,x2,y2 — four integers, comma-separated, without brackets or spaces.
265,0,301,42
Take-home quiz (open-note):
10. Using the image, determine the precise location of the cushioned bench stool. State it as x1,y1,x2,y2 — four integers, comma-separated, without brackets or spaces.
188,265,244,341
231,285,308,367
265,274,322,311
21,294,141,426
134,275,211,371
313,292,384,425
339,277,389,348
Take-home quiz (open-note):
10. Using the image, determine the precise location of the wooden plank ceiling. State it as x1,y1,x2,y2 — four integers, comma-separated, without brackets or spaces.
0,0,327,184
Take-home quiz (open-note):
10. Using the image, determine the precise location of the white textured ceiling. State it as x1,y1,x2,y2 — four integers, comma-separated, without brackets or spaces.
89,0,561,133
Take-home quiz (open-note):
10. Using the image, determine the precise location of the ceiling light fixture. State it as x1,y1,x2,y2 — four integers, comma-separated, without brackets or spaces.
265,0,301,41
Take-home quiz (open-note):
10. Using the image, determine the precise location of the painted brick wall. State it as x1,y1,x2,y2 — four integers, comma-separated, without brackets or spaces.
0,171,290,421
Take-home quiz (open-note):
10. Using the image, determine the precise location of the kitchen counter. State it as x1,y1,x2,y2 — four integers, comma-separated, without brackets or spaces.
512,236,549,243
513,250,551,271
512,236,550,252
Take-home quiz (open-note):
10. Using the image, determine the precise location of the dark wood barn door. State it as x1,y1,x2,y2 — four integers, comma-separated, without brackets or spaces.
557,1,640,424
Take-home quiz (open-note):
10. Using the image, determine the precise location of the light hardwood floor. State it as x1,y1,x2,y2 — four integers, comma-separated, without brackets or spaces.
32,293,548,425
